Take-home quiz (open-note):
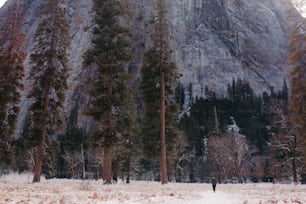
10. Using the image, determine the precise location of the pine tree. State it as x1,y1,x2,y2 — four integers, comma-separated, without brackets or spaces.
141,49,162,161
288,19,306,172
112,91,139,183
175,82,185,110
0,0,25,171
84,0,133,184
140,0,178,184
27,0,69,182
280,79,289,101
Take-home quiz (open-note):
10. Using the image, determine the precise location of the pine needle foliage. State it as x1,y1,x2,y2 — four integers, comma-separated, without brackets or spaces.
140,0,179,184
84,0,133,184
0,0,25,170
27,0,69,182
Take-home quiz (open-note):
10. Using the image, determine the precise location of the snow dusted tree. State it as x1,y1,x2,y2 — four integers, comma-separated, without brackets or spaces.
0,0,25,171
112,91,139,183
140,0,179,184
62,148,85,178
24,147,37,172
88,147,104,180
208,119,251,183
27,0,69,182
229,131,251,183
173,133,195,182
267,99,303,183
83,0,133,184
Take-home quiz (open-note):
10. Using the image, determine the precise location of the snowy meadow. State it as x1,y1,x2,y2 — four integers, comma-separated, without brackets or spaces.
0,173,305,204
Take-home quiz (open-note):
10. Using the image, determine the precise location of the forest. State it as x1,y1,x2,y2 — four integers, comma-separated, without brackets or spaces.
0,0,305,185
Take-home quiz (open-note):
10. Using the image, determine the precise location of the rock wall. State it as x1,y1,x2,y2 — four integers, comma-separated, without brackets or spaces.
0,0,302,136
169,0,296,97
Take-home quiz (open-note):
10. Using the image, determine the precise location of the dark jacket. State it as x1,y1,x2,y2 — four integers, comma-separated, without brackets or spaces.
211,178,217,186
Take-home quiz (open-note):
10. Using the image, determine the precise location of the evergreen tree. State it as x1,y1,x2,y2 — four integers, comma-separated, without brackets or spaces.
288,19,306,172
279,79,289,101
27,0,69,182
188,82,193,105
140,0,178,184
175,82,185,110
58,105,87,178
141,49,162,160
0,0,25,171
61,105,87,152
112,91,139,183
179,80,271,179
83,0,133,184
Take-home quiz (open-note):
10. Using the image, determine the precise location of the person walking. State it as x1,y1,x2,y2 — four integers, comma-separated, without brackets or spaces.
211,177,217,192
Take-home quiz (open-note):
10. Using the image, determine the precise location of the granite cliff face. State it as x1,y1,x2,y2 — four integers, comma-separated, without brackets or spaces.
168,0,298,96
0,0,302,136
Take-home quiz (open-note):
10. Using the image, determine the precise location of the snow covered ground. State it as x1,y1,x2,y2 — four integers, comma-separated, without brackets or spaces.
0,173,306,204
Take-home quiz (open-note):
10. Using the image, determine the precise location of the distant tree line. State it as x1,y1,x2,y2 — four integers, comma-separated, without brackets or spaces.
178,78,304,183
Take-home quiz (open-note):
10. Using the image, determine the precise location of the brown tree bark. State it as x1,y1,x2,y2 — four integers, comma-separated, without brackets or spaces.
32,137,44,182
160,70,168,184
103,145,113,184
292,135,298,184
33,88,49,183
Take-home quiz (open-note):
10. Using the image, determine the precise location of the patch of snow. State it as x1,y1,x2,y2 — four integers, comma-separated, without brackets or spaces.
0,173,306,203
0,0,7,9
227,116,240,133
291,0,306,17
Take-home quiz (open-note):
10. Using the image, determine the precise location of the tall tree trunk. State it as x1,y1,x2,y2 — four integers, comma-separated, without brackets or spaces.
103,145,113,184
160,70,168,184
235,164,243,183
33,135,45,182
81,143,86,179
292,156,297,184
126,137,131,184
292,135,298,184
33,88,49,183
214,106,220,135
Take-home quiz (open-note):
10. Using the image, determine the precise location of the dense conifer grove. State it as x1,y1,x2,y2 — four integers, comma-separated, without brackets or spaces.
0,0,305,184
